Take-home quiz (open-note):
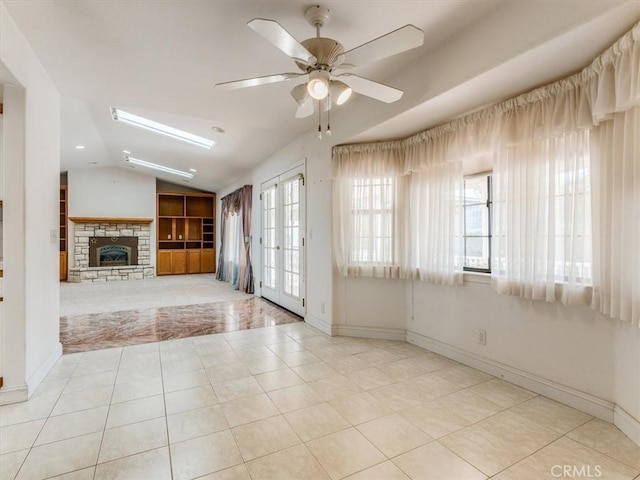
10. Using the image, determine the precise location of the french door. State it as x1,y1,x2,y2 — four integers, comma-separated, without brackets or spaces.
260,165,305,316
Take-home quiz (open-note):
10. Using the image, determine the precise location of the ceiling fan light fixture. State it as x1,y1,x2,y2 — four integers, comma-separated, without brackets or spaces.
291,83,309,106
330,80,352,105
307,70,330,100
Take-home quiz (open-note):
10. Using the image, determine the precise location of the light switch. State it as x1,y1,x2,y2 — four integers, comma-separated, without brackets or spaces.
50,229,58,244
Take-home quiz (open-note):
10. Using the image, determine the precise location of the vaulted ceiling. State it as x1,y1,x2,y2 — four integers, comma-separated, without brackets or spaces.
3,1,640,191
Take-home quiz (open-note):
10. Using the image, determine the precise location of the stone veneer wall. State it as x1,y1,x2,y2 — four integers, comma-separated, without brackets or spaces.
68,222,154,282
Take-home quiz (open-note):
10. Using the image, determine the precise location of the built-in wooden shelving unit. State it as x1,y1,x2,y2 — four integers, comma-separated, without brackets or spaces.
156,192,216,275
60,186,67,281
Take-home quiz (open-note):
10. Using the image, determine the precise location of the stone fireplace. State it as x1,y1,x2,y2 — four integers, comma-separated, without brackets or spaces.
68,217,154,282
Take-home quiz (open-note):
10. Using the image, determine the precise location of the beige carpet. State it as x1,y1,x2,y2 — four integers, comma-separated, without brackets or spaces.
60,274,251,316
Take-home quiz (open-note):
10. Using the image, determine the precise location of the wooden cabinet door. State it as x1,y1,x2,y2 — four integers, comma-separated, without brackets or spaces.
59,252,67,281
187,250,201,273
172,250,187,274
157,251,173,275
201,250,215,273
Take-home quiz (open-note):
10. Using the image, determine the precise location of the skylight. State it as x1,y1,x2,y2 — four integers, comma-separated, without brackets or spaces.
111,108,215,150
125,156,194,179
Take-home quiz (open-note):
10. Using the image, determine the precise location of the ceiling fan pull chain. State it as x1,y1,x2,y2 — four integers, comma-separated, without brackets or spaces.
317,101,323,140
326,95,332,136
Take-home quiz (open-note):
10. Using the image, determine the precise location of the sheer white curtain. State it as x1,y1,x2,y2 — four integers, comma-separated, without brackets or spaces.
590,105,640,325
586,23,640,325
404,164,464,285
222,212,241,285
333,143,464,284
333,20,640,323
333,147,405,279
491,131,593,304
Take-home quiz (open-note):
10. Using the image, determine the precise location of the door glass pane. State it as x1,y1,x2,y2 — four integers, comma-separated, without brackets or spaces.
282,178,300,298
262,186,277,289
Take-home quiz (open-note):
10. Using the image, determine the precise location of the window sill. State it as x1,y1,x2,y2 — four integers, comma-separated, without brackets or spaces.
463,272,491,285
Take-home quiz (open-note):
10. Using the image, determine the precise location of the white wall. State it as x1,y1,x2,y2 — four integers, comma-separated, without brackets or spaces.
334,276,407,340
1,84,27,400
68,166,157,268
1,3,61,402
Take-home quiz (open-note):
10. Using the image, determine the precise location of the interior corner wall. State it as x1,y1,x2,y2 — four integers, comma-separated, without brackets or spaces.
67,167,157,269
1,3,62,400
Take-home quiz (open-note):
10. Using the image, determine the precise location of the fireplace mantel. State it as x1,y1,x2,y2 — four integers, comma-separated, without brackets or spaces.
69,217,153,224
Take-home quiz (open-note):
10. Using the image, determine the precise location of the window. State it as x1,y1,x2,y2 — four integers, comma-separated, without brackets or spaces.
464,173,492,273
350,177,395,265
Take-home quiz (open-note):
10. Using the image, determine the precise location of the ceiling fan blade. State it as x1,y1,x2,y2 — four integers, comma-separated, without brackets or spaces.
215,73,303,90
342,25,424,67
248,18,317,66
338,74,403,103
296,99,314,118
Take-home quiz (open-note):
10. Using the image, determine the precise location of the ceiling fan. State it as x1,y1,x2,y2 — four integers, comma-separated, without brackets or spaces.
215,5,424,121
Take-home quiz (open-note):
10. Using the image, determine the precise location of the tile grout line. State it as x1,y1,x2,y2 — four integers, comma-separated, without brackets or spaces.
9,358,81,480
92,348,124,480
159,340,195,480
431,392,545,477
562,418,640,472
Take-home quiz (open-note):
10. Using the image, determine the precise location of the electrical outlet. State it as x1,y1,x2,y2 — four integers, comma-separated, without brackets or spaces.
478,329,487,345
321,302,325,314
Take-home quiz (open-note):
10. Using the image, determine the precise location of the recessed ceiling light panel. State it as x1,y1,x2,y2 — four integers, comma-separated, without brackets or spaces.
111,108,215,150
75,145,85,149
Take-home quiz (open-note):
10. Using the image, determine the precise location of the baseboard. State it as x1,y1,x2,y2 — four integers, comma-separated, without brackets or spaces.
304,314,334,336
0,384,28,405
614,405,640,447
27,342,63,399
406,330,615,422
336,324,407,341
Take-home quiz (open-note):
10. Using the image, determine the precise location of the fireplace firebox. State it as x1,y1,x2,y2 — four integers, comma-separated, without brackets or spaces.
89,237,138,267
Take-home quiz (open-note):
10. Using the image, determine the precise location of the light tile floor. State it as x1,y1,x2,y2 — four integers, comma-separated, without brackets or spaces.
1,322,639,480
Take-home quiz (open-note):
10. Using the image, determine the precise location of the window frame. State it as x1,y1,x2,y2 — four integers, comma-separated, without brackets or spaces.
349,176,395,266
463,172,493,274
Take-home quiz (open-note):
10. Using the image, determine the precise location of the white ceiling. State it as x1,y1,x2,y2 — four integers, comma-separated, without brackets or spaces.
3,1,640,191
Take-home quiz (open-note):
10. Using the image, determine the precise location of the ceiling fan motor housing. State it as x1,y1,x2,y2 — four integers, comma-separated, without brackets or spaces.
296,38,344,71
